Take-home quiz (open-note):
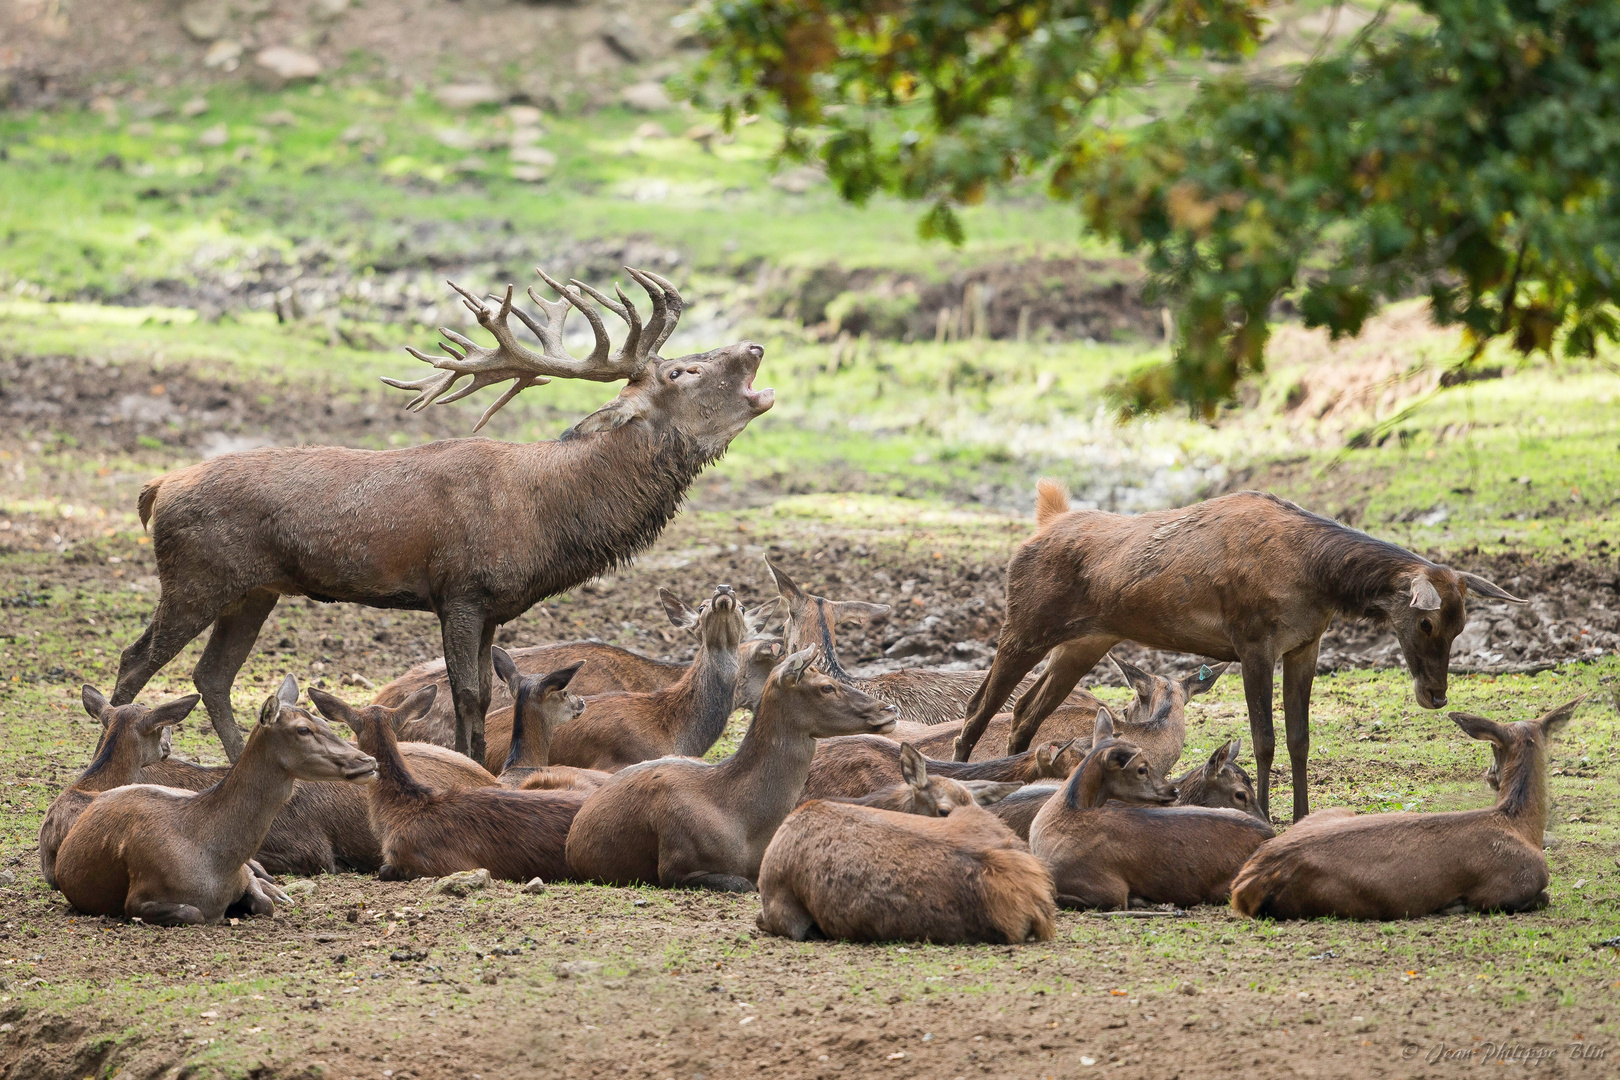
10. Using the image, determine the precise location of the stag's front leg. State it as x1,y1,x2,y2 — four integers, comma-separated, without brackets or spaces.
1237,645,1277,821
1281,638,1321,822
440,605,496,763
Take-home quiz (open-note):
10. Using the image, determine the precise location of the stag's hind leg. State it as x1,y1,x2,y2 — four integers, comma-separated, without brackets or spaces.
113,593,223,709
440,605,498,762
1281,638,1321,821
192,588,279,761
1004,636,1117,755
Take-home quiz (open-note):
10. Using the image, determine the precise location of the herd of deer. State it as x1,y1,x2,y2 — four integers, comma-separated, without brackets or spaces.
35,269,1587,942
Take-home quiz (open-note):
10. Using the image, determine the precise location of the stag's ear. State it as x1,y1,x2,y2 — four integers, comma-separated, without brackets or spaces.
965,780,1022,807
743,596,784,635
139,693,201,734
834,600,889,625
396,685,438,724
1534,696,1585,739
1181,662,1227,698
778,646,817,685
765,559,807,611
1460,571,1525,603
660,588,701,630
541,662,585,692
568,395,645,437
258,694,282,726
1091,705,1116,747
492,646,520,691
899,744,928,791
277,674,300,705
1449,711,1509,746
1108,654,1156,700
81,684,110,724
1409,574,1443,611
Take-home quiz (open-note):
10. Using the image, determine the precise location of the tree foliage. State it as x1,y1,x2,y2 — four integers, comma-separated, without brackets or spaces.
693,1,1620,414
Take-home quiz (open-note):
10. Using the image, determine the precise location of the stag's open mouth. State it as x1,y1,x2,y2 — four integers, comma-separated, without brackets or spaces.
741,370,775,414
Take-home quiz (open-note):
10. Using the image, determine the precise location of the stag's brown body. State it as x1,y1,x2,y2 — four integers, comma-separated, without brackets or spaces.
39,688,199,888
954,484,1521,820
1028,735,1274,910
565,648,897,890
1230,699,1581,920
756,797,1055,944
799,734,1079,804
55,693,378,925
310,687,584,882
114,269,772,769
375,637,783,747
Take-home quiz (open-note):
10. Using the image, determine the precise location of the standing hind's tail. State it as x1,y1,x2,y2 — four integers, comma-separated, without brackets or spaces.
1035,479,1070,529
137,477,163,531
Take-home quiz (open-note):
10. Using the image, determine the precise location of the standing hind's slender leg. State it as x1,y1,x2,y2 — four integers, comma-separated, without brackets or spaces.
1238,644,1277,821
440,604,496,762
953,645,1047,762
192,588,280,762
112,593,223,708
1280,638,1320,822
1004,636,1117,755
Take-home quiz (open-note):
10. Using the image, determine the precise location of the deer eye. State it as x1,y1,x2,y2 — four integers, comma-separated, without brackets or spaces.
296,726,311,736
1420,618,1433,634
1235,791,1247,801
1137,765,1147,775
820,684,836,694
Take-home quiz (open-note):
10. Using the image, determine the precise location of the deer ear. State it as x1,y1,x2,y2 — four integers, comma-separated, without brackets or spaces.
1409,574,1443,611
778,646,817,684
1206,738,1236,774
1091,705,1116,747
1534,695,1584,738
492,646,519,690
1181,662,1227,697
139,693,201,734
834,600,889,625
1108,654,1156,700
258,694,282,726
766,559,807,611
308,686,356,730
899,743,928,790
743,596,784,635
1460,571,1525,603
277,674,300,705
542,662,585,691
1449,711,1509,746
965,780,1022,807
660,589,701,630
568,395,645,436
396,684,438,723
81,684,110,724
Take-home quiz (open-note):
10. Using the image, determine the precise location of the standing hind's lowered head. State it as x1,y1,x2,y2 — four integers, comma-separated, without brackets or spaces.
115,267,773,769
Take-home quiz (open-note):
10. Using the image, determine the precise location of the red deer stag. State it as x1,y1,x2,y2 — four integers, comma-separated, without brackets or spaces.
486,652,610,791
115,268,773,765
39,686,200,888
1229,697,1584,920
1028,730,1274,910
565,648,898,890
954,482,1523,821
309,686,586,882
767,560,1100,726
55,691,378,925
372,598,784,746
757,751,1056,943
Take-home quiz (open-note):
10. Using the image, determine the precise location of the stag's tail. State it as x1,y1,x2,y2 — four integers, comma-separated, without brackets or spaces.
1035,478,1070,529
137,477,164,531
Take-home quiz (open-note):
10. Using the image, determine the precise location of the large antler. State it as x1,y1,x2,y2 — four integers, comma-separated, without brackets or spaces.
383,266,685,431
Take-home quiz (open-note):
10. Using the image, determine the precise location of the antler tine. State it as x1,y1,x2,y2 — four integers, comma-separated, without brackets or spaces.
532,270,615,371
623,267,685,356
571,279,645,365
640,269,685,354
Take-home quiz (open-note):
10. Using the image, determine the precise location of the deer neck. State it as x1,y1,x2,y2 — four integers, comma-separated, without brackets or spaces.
667,638,741,758
1495,740,1549,845
1302,519,1436,620
1062,751,1111,810
74,728,145,793
718,695,820,824
359,718,433,805
187,727,299,871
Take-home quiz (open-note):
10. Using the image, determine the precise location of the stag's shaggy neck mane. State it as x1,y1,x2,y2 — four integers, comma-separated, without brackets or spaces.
1273,496,1435,619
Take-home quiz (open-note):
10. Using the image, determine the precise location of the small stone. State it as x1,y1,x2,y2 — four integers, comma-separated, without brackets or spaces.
203,40,243,70
509,126,544,148
553,960,603,979
197,123,229,148
511,166,549,184
435,127,478,150
481,971,498,985
180,0,230,41
634,122,670,140
521,878,547,895
1179,983,1197,996
255,47,322,82
0,870,16,886
435,868,492,897
620,82,672,112
281,879,317,898
261,109,298,127
507,106,544,127
434,83,504,110
684,124,717,151
180,97,209,118
510,146,557,168
312,0,350,16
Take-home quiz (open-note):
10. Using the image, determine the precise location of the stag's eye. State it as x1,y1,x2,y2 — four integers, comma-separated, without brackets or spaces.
296,726,311,736
1420,618,1434,634
820,684,836,695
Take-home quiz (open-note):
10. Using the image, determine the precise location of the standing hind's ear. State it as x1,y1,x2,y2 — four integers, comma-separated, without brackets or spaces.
743,596,784,635
1091,706,1116,747
1409,574,1443,611
138,693,201,734
964,780,1023,807
1449,711,1510,747
834,600,889,625
1459,571,1525,604
81,684,110,724
1107,653,1157,702
777,646,817,685
765,559,808,612
1534,695,1585,739
659,588,701,630
492,646,520,692
899,744,928,791
541,662,585,692
1181,662,1228,698
277,674,300,705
